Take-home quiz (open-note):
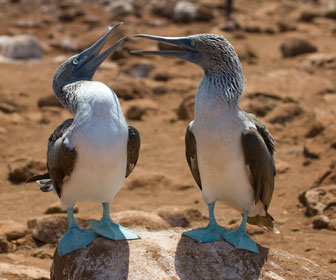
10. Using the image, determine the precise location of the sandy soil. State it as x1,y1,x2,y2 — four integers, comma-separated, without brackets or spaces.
0,0,335,276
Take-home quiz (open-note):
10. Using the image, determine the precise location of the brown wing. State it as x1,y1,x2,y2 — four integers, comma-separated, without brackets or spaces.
126,126,140,178
47,118,76,197
242,126,275,211
185,123,202,190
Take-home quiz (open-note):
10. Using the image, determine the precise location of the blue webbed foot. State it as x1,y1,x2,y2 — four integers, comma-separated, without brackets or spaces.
224,229,259,253
224,210,259,253
58,208,96,256
89,202,139,240
183,224,227,243
183,202,227,243
89,219,139,240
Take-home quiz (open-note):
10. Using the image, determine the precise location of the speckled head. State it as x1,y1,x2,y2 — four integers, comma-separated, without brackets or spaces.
52,23,126,95
132,33,242,78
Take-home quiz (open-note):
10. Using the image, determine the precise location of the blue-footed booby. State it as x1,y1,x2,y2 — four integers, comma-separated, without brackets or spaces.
26,23,140,256
133,34,279,253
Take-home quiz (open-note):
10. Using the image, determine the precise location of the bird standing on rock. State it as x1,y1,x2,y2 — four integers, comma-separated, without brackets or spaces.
26,23,140,256
133,33,279,253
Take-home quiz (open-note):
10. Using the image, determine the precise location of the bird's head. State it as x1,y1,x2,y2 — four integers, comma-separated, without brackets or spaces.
52,23,125,94
132,33,242,78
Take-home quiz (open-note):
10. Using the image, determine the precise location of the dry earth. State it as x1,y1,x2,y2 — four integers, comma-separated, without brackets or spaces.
0,0,336,278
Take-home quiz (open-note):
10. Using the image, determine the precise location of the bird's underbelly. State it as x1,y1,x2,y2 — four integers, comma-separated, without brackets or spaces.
60,129,127,209
194,125,255,212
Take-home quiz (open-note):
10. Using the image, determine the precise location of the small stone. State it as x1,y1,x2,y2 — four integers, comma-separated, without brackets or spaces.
328,219,336,231
127,63,154,78
177,94,194,120
0,102,16,113
156,206,205,227
0,220,27,241
37,95,62,108
125,99,158,121
303,146,320,159
58,12,75,22
2,35,42,59
299,10,321,22
31,248,53,259
276,159,290,174
312,215,330,229
112,79,151,100
153,86,167,95
0,261,49,280
32,214,89,244
8,157,46,183
329,258,336,264
105,0,134,16
0,233,12,253
45,202,78,215
281,37,318,58
173,1,197,22
114,210,170,231
305,123,324,138
267,104,303,124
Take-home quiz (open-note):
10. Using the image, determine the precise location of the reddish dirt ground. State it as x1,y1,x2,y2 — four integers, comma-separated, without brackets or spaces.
0,0,335,276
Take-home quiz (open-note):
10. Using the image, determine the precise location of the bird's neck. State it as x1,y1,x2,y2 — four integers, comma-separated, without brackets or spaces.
200,68,244,106
53,80,84,114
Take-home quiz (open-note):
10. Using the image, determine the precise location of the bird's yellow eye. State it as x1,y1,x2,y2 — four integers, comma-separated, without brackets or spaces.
191,40,196,47
72,58,79,65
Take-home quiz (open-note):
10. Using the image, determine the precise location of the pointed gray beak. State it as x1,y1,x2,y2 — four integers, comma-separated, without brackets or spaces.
132,34,201,64
73,23,126,79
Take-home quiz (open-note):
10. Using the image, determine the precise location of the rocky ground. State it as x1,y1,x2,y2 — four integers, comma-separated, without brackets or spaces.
0,0,336,279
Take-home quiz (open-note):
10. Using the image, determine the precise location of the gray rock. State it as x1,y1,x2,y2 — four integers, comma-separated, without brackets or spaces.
173,1,197,22
1,35,42,59
0,220,27,241
281,37,318,57
8,157,46,183
50,229,336,280
105,0,134,16
0,261,49,280
313,215,330,229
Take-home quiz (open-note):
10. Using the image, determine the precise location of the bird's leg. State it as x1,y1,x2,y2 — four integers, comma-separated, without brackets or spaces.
223,210,259,253
182,202,227,242
89,202,139,240
58,208,96,256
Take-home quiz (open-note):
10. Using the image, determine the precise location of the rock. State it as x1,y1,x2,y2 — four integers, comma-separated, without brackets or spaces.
195,4,214,21
173,1,197,22
127,173,172,191
0,101,17,113
177,94,194,120
0,261,49,280
299,185,336,217
127,63,154,78
8,157,46,183
31,248,54,259
305,122,324,138
312,215,330,229
31,214,89,244
156,206,206,227
105,0,134,16
328,219,336,231
266,103,303,124
275,159,290,174
235,44,258,63
152,71,172,82
277,21,296,32
0,220,27,241
113,211,170,231
112,79,151,100
1,35,42,59
37,95,62,108
304,52,336,69
51,229,335,280
299,10,321,22
44,202,78,215
0,233,12,253
303,145,320,159
280,37,318,57
58,12,75,22
125,99,158,121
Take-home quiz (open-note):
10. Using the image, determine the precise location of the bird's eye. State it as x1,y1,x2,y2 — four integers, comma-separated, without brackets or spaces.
190,40,196,47
72,58,79,65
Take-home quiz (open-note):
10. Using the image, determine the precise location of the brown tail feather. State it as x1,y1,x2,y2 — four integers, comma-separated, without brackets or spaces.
25,172,50,183
247,213,280,234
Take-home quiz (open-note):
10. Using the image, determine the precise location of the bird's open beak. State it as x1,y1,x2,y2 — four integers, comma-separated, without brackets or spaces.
131,34,201,64
74,23,126,79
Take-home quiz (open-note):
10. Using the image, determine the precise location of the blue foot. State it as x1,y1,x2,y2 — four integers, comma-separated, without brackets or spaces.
224,210,259,253
89,219,139,240
183,202,227,243
58,208,96,256
89,203,139,240
183,224,227,243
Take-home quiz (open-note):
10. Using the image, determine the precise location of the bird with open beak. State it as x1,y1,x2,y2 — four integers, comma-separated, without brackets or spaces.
26,23,141,256
133,33,279,253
